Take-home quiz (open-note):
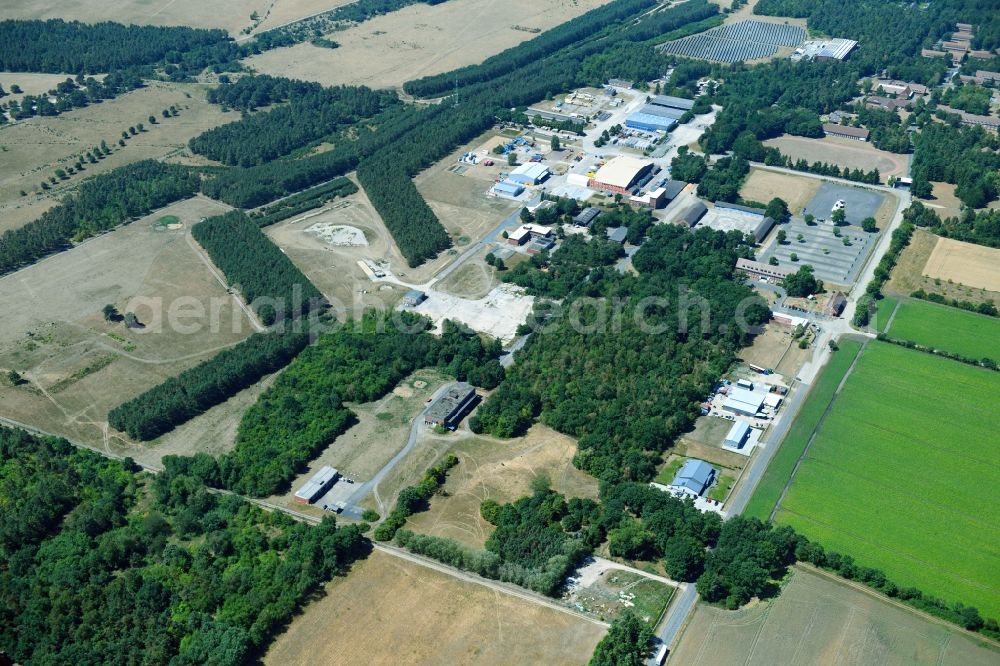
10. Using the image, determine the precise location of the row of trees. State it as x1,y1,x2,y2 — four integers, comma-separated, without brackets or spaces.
910,122,1000,208
372,454,459,541
854,207,919,327
0,71,145,121
192,77,397,166
190,211,323,324
162,315,502,496
249,176,358,227
107,329,311,440
0,426,369,665
0,160,199,275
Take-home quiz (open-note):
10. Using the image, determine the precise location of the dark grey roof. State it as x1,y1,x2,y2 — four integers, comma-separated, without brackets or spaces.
678,201,707,226
639,104,686,119
426,383,476,424
662,180,686,200
574,207,601,226
651,95,695,110
716,201,765,216
606,226,628,243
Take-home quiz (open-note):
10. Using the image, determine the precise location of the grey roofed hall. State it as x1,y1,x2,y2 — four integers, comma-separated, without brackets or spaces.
606,226,628,243
677,200,707,227
670,459,716,495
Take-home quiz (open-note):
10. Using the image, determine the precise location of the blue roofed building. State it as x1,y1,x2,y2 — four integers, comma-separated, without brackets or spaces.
493,181,525,198
625,112,677,133
669,459,717,497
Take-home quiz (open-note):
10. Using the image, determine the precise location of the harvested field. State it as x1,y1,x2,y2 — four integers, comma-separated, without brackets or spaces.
0,196,253,463
763,134,910,178
405,425,600,549
670,566,1000,666
264,549,606,666
775,342,1000,618
244,0,610,89
0,81,239,234
924,181,964,219
739,168,820,215
885,229,1000,306
923,236,1000,292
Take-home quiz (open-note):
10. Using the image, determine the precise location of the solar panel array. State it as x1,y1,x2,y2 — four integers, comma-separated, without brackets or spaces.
657,20,806,64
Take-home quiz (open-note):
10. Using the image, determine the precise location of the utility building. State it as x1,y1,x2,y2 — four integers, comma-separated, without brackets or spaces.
669,459,717,497
724,421,752,450
650,95,695,111
424,382,479,429
508,163,550,185
294,466,340,504
493,181,524,198
723,387,765,417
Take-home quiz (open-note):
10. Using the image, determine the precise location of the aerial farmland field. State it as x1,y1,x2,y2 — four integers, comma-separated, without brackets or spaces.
886,299,1000,361
773,341,1000,618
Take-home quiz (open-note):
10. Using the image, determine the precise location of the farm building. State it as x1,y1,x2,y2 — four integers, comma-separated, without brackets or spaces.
723,387,766,417
574,207,601,227
669,459,717,497
606,227,628,244
650,95,695,111
493,181,524,198
508,163,550,186
823,123,870,141
294,466,340,505
625,112,677,133
424,382,479,429
677,201,708,227
724,420,752,450
736,258,794,281
589,156,654,194
401,290,427,307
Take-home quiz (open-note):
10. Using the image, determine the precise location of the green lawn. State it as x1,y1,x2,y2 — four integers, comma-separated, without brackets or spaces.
708,474,734,502
654,458,685,485
873,295,898,333
775,341,1000,619
887,299,1000,361
743,339,863,520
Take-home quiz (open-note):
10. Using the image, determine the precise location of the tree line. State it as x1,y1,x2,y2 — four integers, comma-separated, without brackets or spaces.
0,160,198,275
373,454,459,541
250,176,358,227
108,329,311,440
161,315,503,497
910,122,1000,208
0,71,145,122
0,426,369,666
191,211,323,324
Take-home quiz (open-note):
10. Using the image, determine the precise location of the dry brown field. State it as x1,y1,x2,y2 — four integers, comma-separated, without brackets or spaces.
264,549,606,666
402,425,600,549
739,168,821,215
0,196,254,462
244,0,611,89
763,135,910,178
0,81,239,234
885,228,1000,306
923,236,1000,293
923,181,964,219
669,566,1000,666
434,248,499,299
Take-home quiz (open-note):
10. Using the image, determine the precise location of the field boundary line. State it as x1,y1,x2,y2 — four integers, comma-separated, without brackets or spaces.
768,340,866,523
882,297,902,334
796,563,1000,650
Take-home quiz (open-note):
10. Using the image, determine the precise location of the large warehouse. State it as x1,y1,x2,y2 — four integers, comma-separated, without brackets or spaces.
639,103,686,119
508,163,550,185
589,156,653,194
650,95,695,111
626,112,677,133
723,387,766,417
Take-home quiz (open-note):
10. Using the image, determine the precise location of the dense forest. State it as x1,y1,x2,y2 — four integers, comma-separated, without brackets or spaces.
250,177,358,227
190,211,323,324
0,19,239,76
0,426,369,665
0,160,198,275
108,329,311,440
162,315,502,496
191,77,396,166
910,123,1000,207
472,224,768,482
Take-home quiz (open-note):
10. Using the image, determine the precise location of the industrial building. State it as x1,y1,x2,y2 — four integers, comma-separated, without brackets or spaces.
526,236,555,255
493,181,524,198
508,163,550,185
625,112,677,133
677,201,707,227
736,257,794,281
400,290,427,307
669,459,717,497
662,180,687,201
589,156,654,194
650,95,695,111
629,186,668,209
294,466,340,504
712,202,776,242
639,103,687,119
574,207,601,227
823,123,870,141
724,420,752,450
606,226,628,244
507,223,552,246
524,107,585,125
723,387,766,417
424,382,479,429
813,38,857,60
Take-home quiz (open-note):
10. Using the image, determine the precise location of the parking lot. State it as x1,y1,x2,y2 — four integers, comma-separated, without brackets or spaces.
803,183,886,226
759,219,875,285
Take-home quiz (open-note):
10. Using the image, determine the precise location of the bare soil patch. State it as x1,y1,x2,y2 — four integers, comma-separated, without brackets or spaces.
763,135,910,178
404,425,600,549
739,168,821,215
244,0,610,89
0,197,251,458
264,549,606,666
0,81,239,234
923,181,964,219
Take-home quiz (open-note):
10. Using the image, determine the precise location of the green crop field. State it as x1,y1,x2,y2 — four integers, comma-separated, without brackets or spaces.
743,338,863,520
774,341,1000,619
887,299,1000,361
873,294,898,333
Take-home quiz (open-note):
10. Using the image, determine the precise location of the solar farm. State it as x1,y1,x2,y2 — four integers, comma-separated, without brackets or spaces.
658,20,806,63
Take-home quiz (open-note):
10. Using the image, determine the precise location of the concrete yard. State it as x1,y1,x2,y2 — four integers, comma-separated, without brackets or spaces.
759,219,876,286
803,183,886,226
411,284,534,344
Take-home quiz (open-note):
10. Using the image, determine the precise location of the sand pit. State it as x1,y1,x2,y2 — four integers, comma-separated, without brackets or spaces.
306,222,368,246
923,236,1000,292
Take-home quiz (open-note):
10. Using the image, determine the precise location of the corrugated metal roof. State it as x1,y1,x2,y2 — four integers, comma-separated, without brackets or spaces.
651,95,695,110
593,156,652,189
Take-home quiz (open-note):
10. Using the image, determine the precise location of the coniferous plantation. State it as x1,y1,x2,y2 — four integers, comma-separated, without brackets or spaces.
0,160,199,275
190,211,323,324
0,427,369,666
108,329,312,441
164,315,503,496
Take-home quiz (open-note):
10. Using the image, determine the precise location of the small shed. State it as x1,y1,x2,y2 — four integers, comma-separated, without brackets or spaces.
401,290,427,307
